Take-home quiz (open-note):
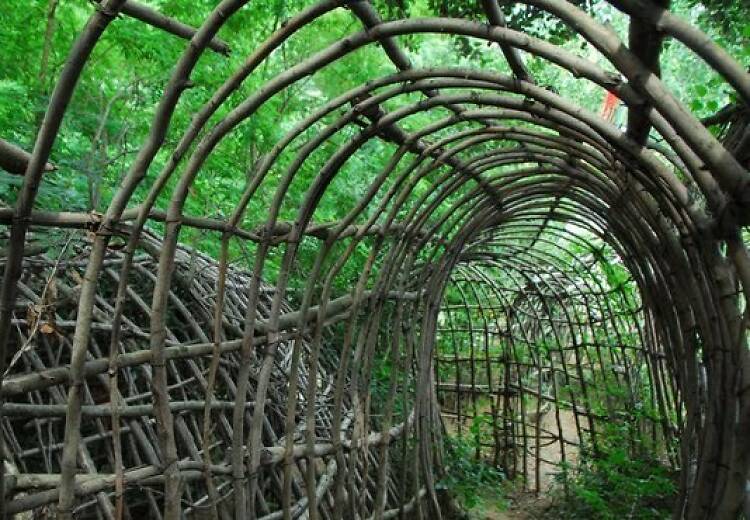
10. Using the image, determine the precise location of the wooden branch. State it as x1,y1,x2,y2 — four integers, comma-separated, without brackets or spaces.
348,2,507,205
349,1,411,69
625,0,670,145
6,461,231,513
0,139,55,176
702,103,747,127
0,3,131,517
254,290,422,334
6,416,406,509
436,382,518,396
0,207,430,244
260,410,415,466
2,400,262,419
0,288,423,398
609,0,750,107
368,487,427,520
93,0,230,55
480,0,533,82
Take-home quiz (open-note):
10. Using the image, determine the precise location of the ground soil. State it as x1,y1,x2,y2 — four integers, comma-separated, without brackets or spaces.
446,406,580,520
471,492,551,520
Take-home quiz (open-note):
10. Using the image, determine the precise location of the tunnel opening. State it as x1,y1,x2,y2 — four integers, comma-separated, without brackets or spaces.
434,215,680,516
0,1,748,519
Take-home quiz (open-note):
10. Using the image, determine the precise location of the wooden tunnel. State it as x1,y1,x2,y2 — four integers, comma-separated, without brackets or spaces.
0,0,749,518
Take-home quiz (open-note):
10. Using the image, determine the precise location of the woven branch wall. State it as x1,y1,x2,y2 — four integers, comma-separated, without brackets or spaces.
0,1,749,519
3,234,384,518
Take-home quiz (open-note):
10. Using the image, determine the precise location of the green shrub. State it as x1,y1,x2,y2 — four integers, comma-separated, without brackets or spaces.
546,424,677,519
438,433,505,510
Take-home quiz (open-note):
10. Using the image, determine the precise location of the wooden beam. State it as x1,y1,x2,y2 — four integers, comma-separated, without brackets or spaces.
94,0,231,55
481,0,533,82
0,139,55,176
625,1,670,145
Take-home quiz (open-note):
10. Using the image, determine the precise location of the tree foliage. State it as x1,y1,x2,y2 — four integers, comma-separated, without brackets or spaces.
1,0,746,228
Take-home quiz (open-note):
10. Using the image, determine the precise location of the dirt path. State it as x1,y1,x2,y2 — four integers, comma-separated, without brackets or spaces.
441,389,581,519
463,408,580,519
534,409,579,492
469,492,550,520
